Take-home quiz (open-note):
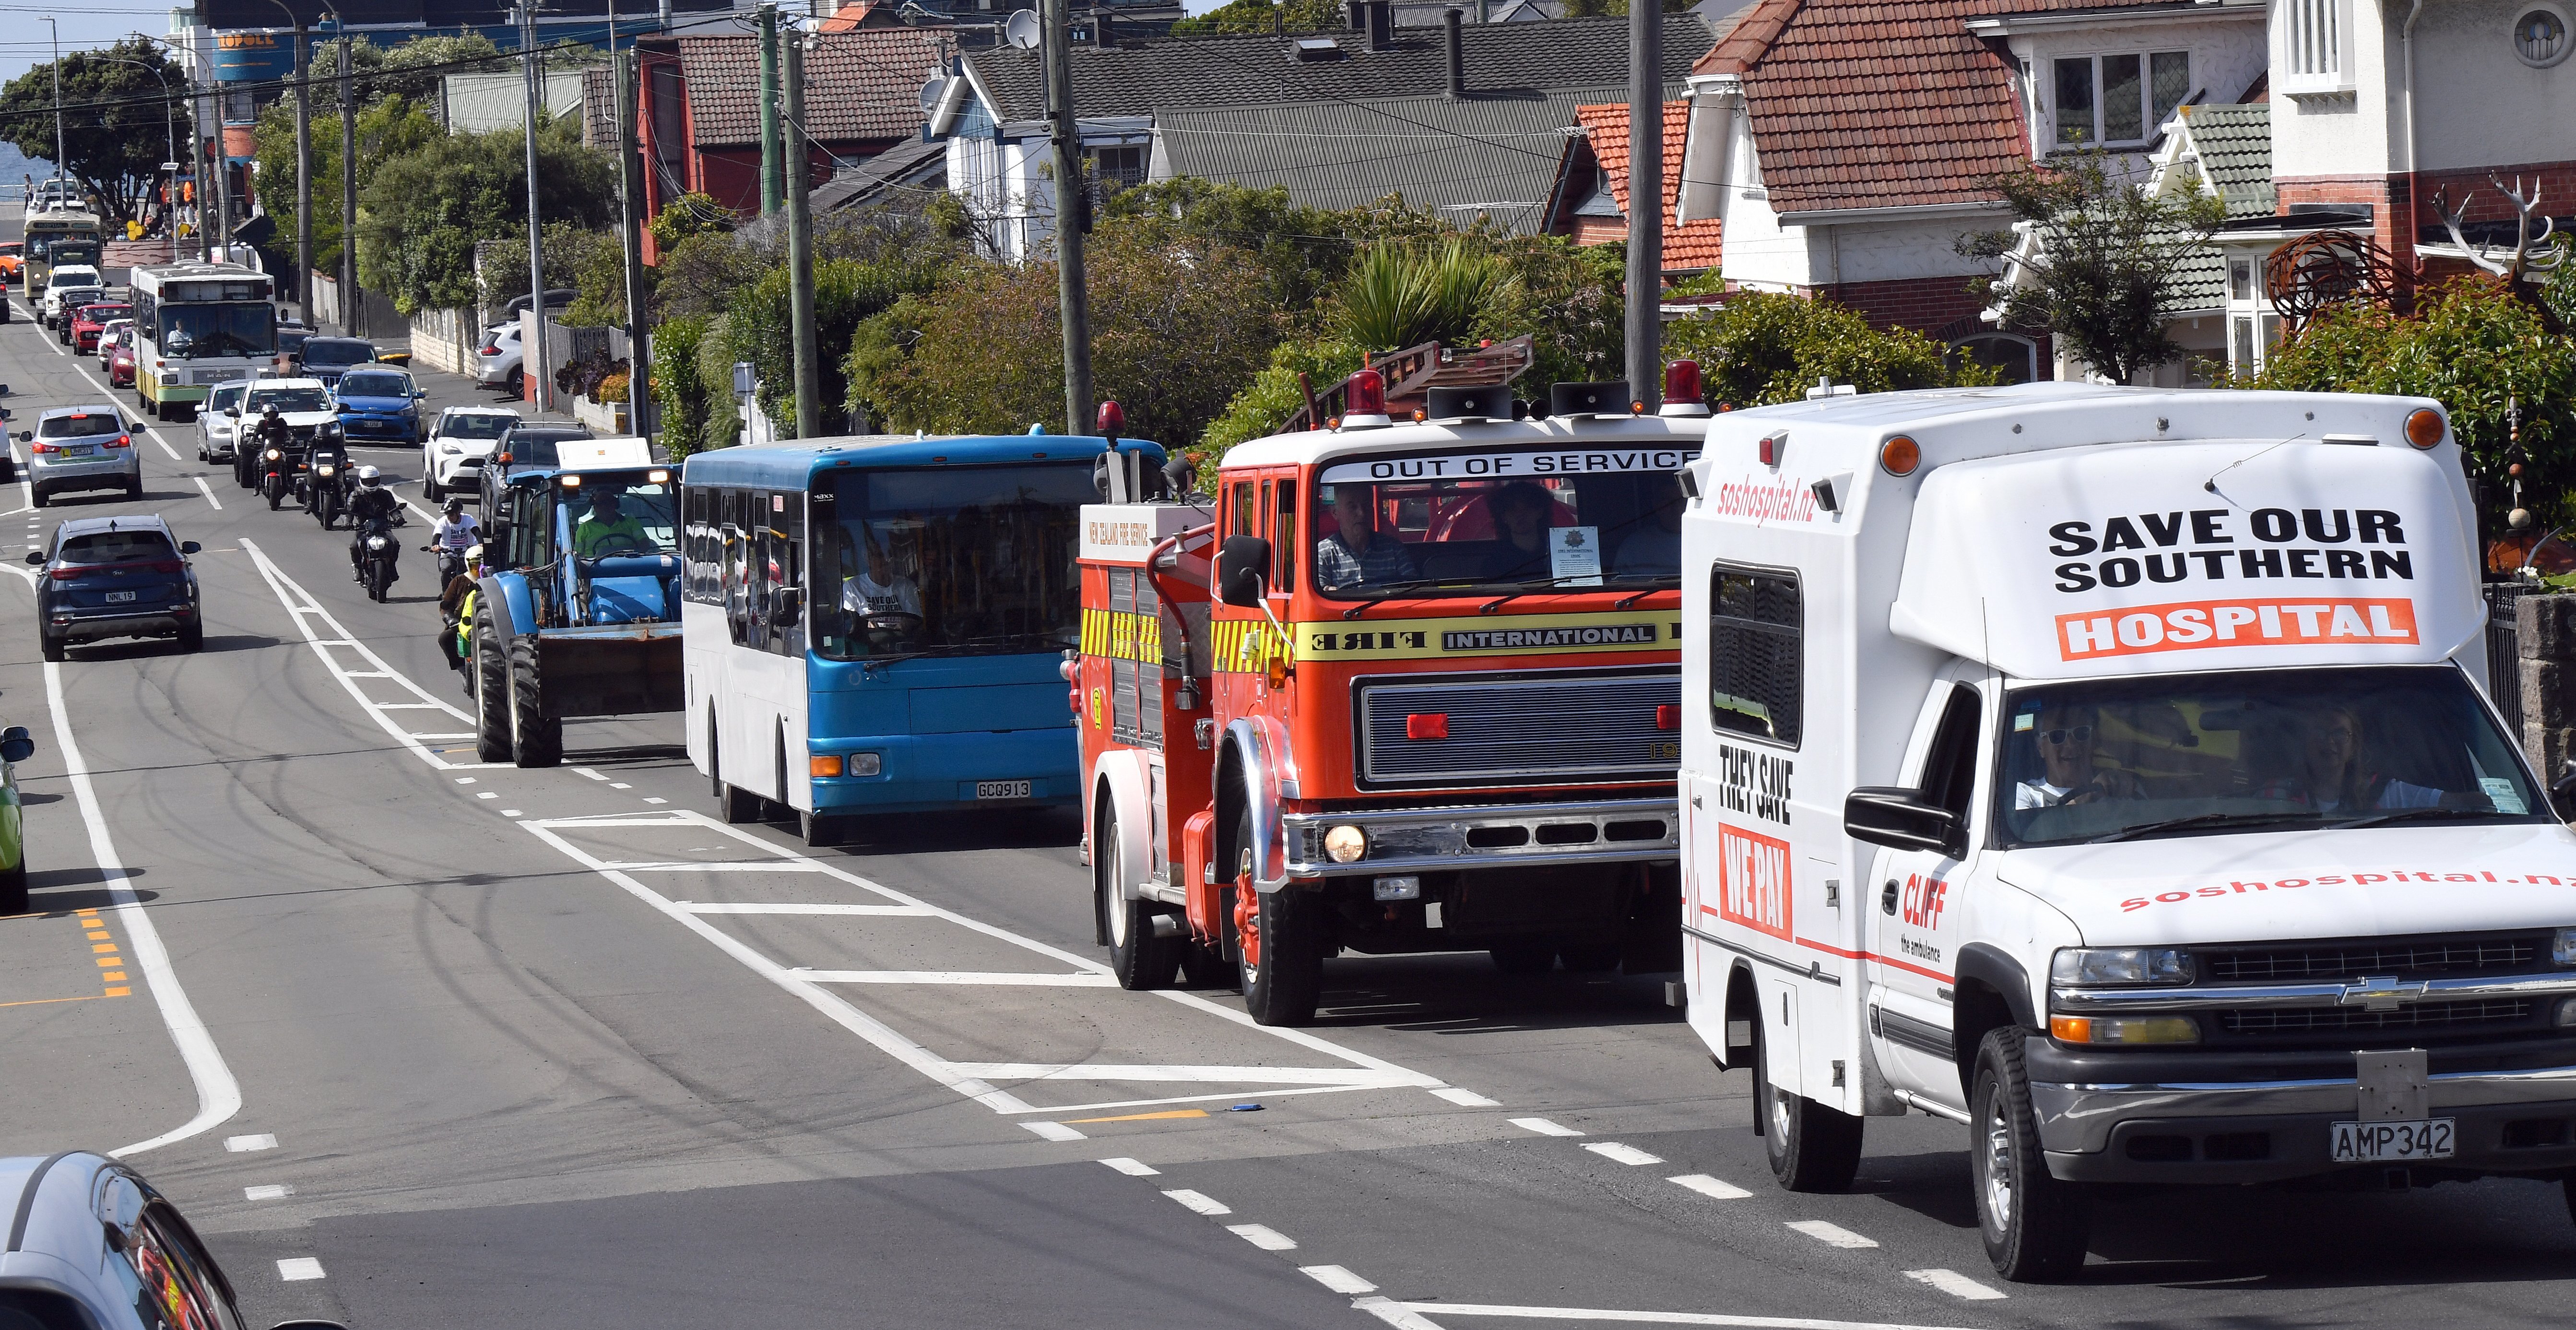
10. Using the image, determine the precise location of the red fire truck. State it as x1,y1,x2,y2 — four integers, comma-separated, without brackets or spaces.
1073,367,1713,1025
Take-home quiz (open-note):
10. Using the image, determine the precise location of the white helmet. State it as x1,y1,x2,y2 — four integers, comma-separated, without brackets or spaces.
356,465,381,486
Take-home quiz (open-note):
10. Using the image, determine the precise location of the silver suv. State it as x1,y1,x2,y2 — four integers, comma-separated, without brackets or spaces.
18,404,141,507
198,380,251,462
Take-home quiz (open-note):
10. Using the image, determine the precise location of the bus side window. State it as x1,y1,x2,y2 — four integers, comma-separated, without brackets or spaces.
1271,478,1295,594
772,492,805,656
720,488,748,641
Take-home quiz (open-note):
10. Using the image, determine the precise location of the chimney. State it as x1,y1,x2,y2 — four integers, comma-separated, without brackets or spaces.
1366,0,1393,50
1443,7,1464,97
1475,0,1489,21
1096,6,1115,48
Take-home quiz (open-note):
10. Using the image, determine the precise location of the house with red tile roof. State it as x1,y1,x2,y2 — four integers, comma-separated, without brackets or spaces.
1673,0,2268,380
1543,102,1725,274
634,27,951,259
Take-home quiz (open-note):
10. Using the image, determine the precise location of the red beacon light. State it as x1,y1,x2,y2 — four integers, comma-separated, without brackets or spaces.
1096,400,1125,438
1659,360,1710,417
1341,369,1391,429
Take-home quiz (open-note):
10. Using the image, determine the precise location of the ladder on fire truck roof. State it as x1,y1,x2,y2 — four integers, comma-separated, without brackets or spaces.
1281,335,1536,434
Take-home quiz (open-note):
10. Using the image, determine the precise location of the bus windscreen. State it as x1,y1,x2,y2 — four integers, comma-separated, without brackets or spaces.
813,463,1092,660
159,303,275,358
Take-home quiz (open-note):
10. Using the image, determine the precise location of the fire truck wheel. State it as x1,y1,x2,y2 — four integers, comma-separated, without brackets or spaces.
1489,942,1557,975
1099,802,1180,989
1755,1011,1863,1193
1236,809,1322,1025
1970,1027,2091,1280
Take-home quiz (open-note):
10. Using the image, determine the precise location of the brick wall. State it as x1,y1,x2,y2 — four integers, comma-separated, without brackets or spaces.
1817,274,1988,338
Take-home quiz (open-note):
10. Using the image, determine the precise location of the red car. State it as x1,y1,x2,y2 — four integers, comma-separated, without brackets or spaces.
69,302,131,354
106,334,137,387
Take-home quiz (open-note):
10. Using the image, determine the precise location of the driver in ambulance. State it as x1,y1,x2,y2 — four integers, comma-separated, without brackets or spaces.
2014,703,2142,808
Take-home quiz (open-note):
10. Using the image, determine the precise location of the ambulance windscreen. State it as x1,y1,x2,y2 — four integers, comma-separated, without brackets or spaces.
1996,665,2543,848
1310,447,1696,599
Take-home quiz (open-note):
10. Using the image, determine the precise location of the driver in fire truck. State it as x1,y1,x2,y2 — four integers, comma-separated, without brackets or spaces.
1314,482,1418,590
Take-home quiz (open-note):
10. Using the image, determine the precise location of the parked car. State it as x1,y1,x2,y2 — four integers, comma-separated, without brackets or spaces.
0,240,23,285
0,1152,345,1330
19,404,141,507
106,334,137,389
0,723,31,915
294,335,376,389
424,404,519,500
38,267,102,329
69,301,130,355
198,380,250,462
475,321,524,392
26,515,203,659
95,318,132,371
332,366,427,444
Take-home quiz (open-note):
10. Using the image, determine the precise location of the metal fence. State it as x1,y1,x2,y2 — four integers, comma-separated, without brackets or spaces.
2487,582,2543,733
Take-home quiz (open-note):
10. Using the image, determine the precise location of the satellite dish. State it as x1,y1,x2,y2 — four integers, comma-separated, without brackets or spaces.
920,74,946,119
1005,9,1040,49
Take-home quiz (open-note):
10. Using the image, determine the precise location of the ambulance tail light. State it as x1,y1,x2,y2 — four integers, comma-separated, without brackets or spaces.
2405,408,2446,449
1406,713,1449,740
1654,704,1679,730
2050,1015,2199,1045
1342,369,1390,428
1879,435,1920,476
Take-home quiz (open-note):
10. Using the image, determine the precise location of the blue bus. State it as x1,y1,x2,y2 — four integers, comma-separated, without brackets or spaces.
680,432,1159,844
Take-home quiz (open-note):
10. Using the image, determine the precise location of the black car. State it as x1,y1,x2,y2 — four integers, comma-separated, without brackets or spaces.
27,516,203,660
293,335,376,388
478,424,594,517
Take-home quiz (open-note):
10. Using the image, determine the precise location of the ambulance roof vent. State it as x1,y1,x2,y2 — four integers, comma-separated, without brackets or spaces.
1549,380,1631,419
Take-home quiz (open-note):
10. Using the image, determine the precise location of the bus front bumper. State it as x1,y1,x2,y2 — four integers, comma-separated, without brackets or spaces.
807,726,1077,816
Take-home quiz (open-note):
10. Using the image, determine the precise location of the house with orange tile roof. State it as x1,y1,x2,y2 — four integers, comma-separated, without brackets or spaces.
1542,102,1725,275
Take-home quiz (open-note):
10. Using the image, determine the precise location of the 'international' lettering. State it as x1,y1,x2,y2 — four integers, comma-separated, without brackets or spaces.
1442,624,1661,650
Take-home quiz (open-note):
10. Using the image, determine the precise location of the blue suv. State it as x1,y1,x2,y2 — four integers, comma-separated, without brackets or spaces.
27,516,203,660
332,366,427,444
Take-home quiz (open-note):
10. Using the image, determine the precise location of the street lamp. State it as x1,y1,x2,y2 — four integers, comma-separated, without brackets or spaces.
36,18,65,198
250,0,326,327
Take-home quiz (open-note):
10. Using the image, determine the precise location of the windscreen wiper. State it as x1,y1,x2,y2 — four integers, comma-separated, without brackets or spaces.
1477,573,1665,615
1333,577,1483,619
2330,805,2505,829
2086,810,2322,844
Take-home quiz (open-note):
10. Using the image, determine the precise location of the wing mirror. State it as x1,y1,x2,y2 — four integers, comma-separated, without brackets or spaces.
23,550,42,565
180,541,201,555
772,586,803,627
225,407,239,418
0,726,34,764
1216,535,1272,609
14,430,27,443
1843,786,1966,859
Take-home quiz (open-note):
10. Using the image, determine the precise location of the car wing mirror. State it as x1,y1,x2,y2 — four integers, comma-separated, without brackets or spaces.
1843,786,1965,859
14,430,27,442
0,726,34,764
23,550,43,565
180,541,201,554
1216,535,1271,609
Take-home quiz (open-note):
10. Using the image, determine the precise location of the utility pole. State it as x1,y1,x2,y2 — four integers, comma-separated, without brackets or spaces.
617,47,653,438
1043,0,1091,436
339,29,359,335
757,4,782,217
783,29,819,439
1623,0,1662,407
520,2,551,412
294,22,314,325
38,18,63,190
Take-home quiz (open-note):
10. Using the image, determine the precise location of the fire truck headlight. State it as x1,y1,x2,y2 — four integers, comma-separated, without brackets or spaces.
1323,825,1367,864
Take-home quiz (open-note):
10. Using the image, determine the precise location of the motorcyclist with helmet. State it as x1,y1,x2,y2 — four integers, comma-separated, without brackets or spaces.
438,543,484,676
242,402,290,489
348,466,404,585
425,497,482,583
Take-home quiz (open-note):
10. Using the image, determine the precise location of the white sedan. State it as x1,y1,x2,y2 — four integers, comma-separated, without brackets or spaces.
423,405,520,500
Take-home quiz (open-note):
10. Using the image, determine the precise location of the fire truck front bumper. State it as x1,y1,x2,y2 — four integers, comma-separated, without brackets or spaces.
1280,796,1678,878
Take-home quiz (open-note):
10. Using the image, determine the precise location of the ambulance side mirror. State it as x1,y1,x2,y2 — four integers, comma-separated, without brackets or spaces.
1217,535,1272,608
1844,786,1965,859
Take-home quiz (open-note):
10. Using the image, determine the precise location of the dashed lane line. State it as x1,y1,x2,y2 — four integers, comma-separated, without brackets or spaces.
1899,1271,2006,1303
274,1258,324,1282
1356,1298,1452,1330
1396,1306,1983,1330
224,1134,276,1152
1582,1142,1664,1166
190,475,220,509
1300,1265,1376,1295
1021,1120,1085,1143
1162,1188,1231,1217
1228,1223,1298,1251
1784,1220,1879,1250
1667,1174,1752,1200
243,1185,291,1201
1509,1117,1583,1137
1099,1157,1159,1176
239,537,497,772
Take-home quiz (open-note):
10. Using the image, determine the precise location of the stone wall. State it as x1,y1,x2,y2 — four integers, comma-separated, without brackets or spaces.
2517,594,2576,784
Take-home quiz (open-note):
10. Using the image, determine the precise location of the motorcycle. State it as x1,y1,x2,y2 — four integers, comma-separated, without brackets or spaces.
307,446,351,529
358,518,400,602
260,443,299,511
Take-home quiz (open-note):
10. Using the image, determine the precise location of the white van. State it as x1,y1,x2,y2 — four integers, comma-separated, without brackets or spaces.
1677,381,2574,1281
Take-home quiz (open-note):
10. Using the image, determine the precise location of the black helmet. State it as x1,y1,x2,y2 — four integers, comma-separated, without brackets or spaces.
261,403,280,418
444,496,464,515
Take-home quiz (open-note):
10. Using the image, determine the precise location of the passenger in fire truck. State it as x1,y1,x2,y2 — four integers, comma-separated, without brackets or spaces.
1613,475,1685,578
1483,482,1556,580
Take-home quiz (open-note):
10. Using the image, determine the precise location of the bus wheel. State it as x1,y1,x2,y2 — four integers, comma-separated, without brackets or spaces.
711,729,763,824
471,614,510,763
1099,799,1178,990
799,809,841,848
1235,809,1322,1025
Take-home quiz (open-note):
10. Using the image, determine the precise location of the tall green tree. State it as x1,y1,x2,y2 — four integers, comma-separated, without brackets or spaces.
1663,290,1998,407
0,38,193,222
1959,151,2226,384
254,93,442,280
348,115,615,315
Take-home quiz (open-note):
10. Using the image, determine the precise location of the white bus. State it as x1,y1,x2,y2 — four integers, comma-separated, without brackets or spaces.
24,209,101,296
128,262,284,421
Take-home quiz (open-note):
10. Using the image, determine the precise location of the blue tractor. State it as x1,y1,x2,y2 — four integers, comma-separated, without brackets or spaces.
470,438,685,767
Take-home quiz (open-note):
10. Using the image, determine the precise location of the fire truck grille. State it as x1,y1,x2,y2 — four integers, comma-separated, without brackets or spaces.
1355,668,1680,788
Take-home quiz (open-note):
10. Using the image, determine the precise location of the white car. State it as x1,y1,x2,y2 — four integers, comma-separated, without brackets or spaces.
197,380,251,462
423,405,520,500
474,322,524,392
40,265,102,328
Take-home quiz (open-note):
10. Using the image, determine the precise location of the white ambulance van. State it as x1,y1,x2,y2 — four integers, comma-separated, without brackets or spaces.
1677,381,2576,1281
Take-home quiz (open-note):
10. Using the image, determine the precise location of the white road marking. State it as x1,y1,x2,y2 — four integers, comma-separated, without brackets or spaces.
243,1184,292,1201
223,1134,276,1152
1099,1157,1159,1176
240,540,494,771
1582,1142,1664,1166
274,1258,325,1282
1666,1174,1752,1200
609,781,632,789
454,777,476,784
642,796,667,804
1229,1223,1298,1251
151,435,179,461
0,565,245,1159
1508,1117,1583,1137
680,901,932,915
1432,1088,1501,1106
1021,1120,1085,1142
945,1062,1428,1086
1163,1188,1231,1217
1301,1266,1376,1295
190,475,221,509
1399,1304,1984,1330
475,792,497,800
790,969,1118,986
1900,1271,2006,1302
1356,1297,1453,1330
500,809,522,817
573,766,606,780
603,859,832,874
411,732,474,740
1784,1220,1878,1249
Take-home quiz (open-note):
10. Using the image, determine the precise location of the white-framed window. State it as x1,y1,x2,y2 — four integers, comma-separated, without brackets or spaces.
2053,50,2191,146
2279,0,2356,94
2515,3,2572,66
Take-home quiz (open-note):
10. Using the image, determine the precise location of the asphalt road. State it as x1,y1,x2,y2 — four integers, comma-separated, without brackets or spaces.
3,275,2576,1330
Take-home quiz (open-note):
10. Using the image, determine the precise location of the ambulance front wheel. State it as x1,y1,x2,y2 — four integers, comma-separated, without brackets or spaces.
1235,807,1322,1026
1970,1027,2092,1281
1754,1013,1862,1193
1099,800,1180,989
